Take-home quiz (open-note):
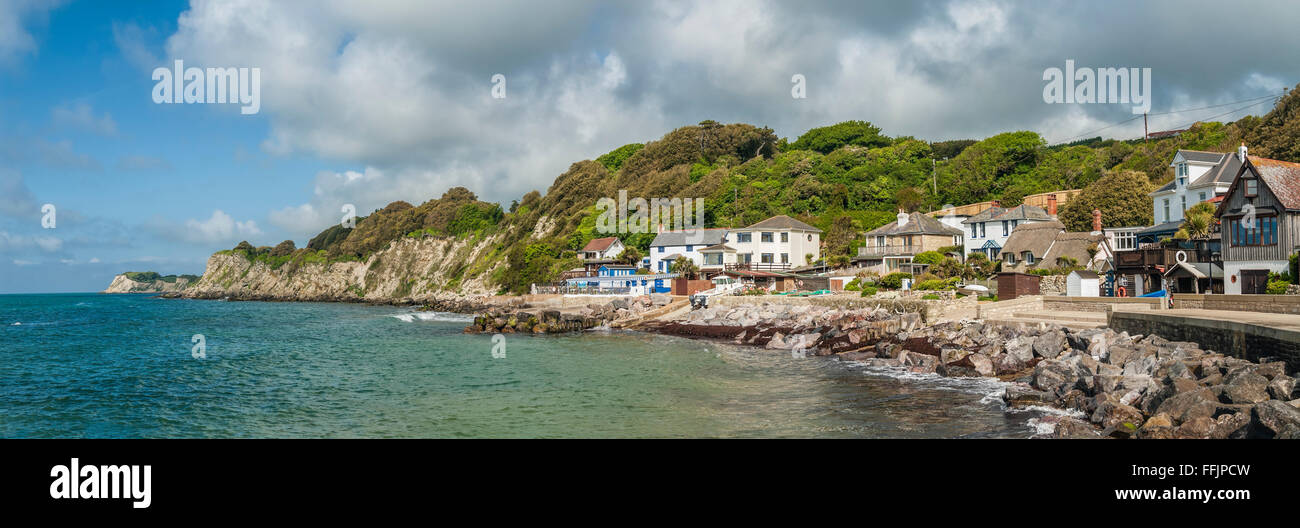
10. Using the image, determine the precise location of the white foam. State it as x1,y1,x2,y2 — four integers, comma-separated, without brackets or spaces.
388,311,473,323
843,361,1010,403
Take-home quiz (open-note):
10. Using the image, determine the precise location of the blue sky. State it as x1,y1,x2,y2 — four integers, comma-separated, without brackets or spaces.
1,0,1297,293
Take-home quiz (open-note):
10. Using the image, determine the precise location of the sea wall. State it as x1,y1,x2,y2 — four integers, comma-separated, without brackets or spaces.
1109,310,1300,373
1172,294,1300,315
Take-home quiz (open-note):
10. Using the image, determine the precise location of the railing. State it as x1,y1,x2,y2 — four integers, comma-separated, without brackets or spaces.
1115,247,1209,268
857,245,920,257
532,284,634,295
724,262,792,272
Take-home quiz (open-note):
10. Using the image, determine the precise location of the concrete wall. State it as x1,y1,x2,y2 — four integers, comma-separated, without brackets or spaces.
1043,296,1159,313
1172,293,1300,315
1109,311,1300,372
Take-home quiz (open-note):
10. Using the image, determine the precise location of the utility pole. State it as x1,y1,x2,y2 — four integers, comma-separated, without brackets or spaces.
1143,113,1148,144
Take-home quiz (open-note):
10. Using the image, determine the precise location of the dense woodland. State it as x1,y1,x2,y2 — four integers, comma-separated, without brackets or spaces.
223,84,1300,294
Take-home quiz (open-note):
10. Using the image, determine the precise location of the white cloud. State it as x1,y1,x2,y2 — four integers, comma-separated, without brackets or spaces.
51,102,118,136
150,209,263,245
0,0,62,66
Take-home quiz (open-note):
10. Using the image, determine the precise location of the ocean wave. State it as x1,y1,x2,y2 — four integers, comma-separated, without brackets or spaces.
389,311,474,323
843,361,1009,403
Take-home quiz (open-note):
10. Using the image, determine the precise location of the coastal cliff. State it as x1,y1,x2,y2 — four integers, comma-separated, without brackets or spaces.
102,272,198,294
182,232,502,306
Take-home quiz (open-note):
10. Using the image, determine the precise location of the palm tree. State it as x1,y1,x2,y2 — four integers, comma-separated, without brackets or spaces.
1175,202,1215,240
670,256,699,280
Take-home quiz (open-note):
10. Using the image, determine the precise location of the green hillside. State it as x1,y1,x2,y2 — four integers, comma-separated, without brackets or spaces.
220,84,1300,294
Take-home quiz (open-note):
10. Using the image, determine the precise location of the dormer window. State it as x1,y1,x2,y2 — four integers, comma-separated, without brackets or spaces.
1023,252,1035,265
1177,163,1187,177
1005,253,1016,264
1245,178,1258,198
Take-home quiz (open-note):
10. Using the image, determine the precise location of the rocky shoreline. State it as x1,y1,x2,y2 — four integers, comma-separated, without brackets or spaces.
645,301,1300,439
462,294,676,334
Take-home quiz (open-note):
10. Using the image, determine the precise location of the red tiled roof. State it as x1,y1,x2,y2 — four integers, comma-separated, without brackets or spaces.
581,237,620,252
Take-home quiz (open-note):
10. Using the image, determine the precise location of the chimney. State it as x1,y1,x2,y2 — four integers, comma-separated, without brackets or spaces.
1047,194,1058,216
1238,142,1248,162
1092,209,1103,233
897,209,909,227
991,200,1001,209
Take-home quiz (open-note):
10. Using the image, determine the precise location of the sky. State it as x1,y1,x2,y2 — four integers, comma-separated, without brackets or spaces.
0,0,1297,293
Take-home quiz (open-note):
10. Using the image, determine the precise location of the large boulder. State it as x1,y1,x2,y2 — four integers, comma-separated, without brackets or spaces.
1136,413,1175,439
1173,416,1216,439
1223,372,1271,405
1033,359,1079,395
993,352,1026,375
1004,383,1054,405
1054,416,1104,439
1252,400,1300,437
1004,337,1035,363
1091,393,1146,435
1212,412,1253,439
1033,332,1066,359
1153,387,1219,426
1268,375,1297,402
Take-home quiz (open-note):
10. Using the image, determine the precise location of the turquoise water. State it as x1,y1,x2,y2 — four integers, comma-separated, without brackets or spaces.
0,293,1044,438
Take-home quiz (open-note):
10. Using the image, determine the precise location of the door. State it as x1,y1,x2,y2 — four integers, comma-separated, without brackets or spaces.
1241,269,1269,295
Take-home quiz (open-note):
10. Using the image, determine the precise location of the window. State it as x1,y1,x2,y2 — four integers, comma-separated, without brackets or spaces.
1002,220,1009,236
1231,216,1278,246
685,245,692,252
1023,252,1035,265
970,223,978,237
780,253,789,264
1199,192,1206,202
979,223,986,238
1163,199,1170,222
1114,231,1136,250
780,232,789,243
657,247,664,253
737,233,752,243
1177,163,1187,177
876,236,886,247
1005,253,1016,264
761,253,774,263
761,232,774,243
1181,196,1186,213
1245,179,1258,197
953,236,961,246
739,253,752,263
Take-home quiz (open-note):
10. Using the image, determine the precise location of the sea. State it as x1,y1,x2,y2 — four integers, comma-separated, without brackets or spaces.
0,293,1061,438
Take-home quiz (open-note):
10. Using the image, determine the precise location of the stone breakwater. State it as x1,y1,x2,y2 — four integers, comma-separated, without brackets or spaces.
649,301,1300,439
463,294,675,334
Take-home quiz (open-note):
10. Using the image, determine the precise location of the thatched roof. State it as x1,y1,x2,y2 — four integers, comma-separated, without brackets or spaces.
999,221,1063,257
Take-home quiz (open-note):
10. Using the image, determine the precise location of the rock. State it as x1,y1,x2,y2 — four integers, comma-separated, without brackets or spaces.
1252,400,1300,437
946,353,994,377
1091,394,1145,435
1254,361,1288,381
1212,412,1253,439
1154,387,1218,425
903,352,940,374
1004,384,1053,405
993,352,1026,375
837,350,876,362
1223,372,1270,405
1054,417,1104,439
1174,416,1216,439
1033,332,1065,359
1033,359,1078,396
1004,337,1034,363
1061,389,1095,415
649,293,670,306
765,332,788,350
1268,375,1296,401
940,347,972,365
1136,413,1175,439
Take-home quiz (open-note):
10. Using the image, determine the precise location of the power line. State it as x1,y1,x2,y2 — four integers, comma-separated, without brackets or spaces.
1048,91,1284,145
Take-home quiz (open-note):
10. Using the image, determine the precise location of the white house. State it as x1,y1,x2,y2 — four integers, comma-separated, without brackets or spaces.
725,215,822,270
648,228,728,274
580,236,625,261
962,202,1057,260
1150,149,1241,225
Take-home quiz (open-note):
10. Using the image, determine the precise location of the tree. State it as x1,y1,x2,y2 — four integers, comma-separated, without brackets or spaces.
829,255,851,269
896,186,925,212
1175,201,1216,239
1058,170,1155,232
788,121,890,154
824,215,858,257
270,240,296,257
965,252,992,279
670,256,699,279
619,247,643,267
913,251,944,266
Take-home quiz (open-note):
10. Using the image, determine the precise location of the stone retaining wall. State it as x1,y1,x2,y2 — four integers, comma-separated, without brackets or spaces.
1108,311,1300,373
1172,294,1300,315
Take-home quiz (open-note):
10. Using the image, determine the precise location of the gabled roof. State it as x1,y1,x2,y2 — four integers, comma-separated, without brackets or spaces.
1216,155,1300,216
740,214,822,233
698,243,735,252
999,221,1064,256
1136,220,1184,235
990,204,1054,222
649,228,728,248
962,206,1006,224
865,212,964,237
1155,150,1242,193
581,236,621,252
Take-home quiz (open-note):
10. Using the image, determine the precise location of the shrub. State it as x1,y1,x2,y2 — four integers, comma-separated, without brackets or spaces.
860,286,878,297
879,272,911,289
921,294,941,300
1266,279,1290,295
915,277,960,291
844,278,862,291
912,251,944,266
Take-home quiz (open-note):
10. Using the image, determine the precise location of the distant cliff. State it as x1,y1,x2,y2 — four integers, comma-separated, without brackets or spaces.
103,272,199,293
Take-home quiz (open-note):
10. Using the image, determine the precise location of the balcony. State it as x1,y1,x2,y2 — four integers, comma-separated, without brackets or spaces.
1115,247,1208,269
725,262,792,272
857,245,920,257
